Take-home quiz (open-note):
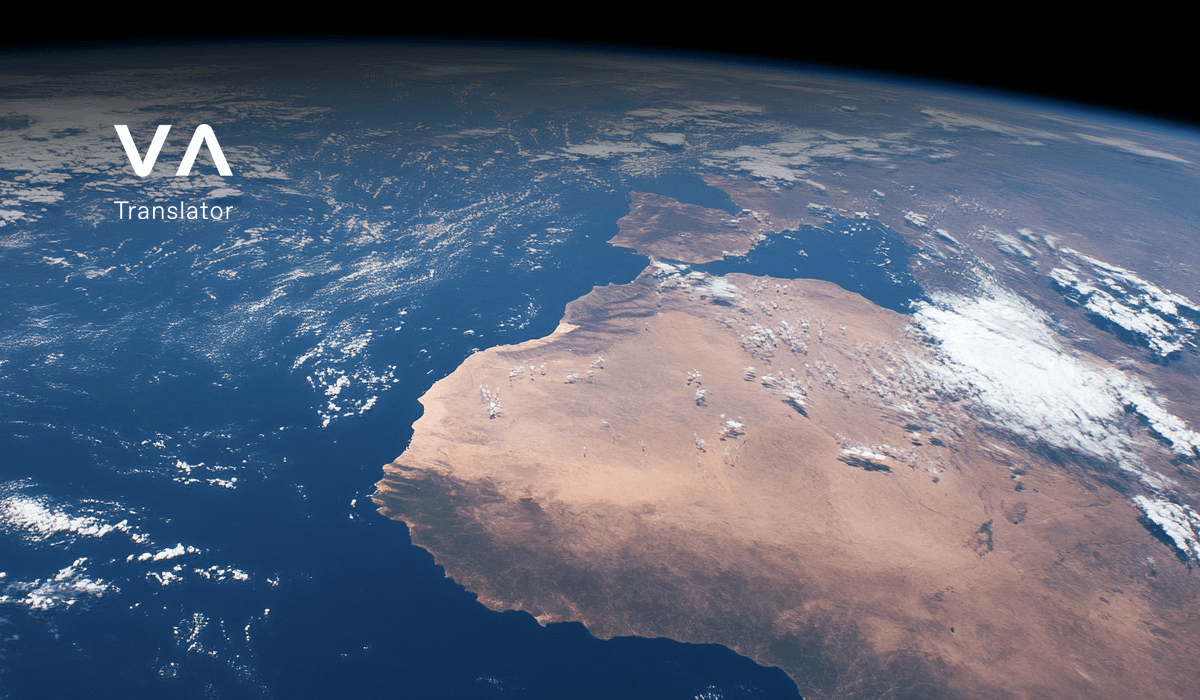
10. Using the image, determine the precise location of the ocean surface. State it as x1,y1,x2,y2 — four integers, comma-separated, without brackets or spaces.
697,214,925,314
0,66,924,691
0,160,815,698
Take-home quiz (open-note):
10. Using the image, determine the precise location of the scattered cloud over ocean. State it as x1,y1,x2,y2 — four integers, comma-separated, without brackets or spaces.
0,557,113,610
0,490,141,544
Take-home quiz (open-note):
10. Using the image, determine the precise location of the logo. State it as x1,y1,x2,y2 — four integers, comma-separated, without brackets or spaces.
114,124,232,177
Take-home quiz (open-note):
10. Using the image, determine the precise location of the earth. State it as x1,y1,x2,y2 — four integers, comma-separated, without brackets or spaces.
2,42,1200,699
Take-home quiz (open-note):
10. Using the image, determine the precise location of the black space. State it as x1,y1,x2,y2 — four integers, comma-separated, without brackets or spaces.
1,14,1191,130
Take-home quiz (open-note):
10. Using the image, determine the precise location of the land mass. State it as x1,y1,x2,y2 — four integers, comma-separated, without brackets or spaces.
608,190,775,263
376,233,1200,698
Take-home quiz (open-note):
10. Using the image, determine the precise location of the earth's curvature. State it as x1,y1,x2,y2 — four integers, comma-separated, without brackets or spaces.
2,42,1200,699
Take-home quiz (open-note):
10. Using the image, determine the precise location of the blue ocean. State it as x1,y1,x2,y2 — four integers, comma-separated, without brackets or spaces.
0,61,923,697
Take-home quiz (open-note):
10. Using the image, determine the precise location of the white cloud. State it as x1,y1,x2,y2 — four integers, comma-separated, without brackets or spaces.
0,493,132,542
920,107,1063,144
1135,496,1200,561
1075,133,1190,163
646,132,687,146
560,142,648,158
914,285,1200,479
916,286,1128,458
709,129,919,181
1049,248,1200,358
0,557,113,610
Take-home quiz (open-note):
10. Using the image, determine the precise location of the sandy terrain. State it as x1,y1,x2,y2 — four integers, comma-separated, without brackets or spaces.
376,264,1200,698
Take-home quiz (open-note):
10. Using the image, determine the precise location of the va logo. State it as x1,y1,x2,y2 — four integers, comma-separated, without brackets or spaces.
114,124,233,177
